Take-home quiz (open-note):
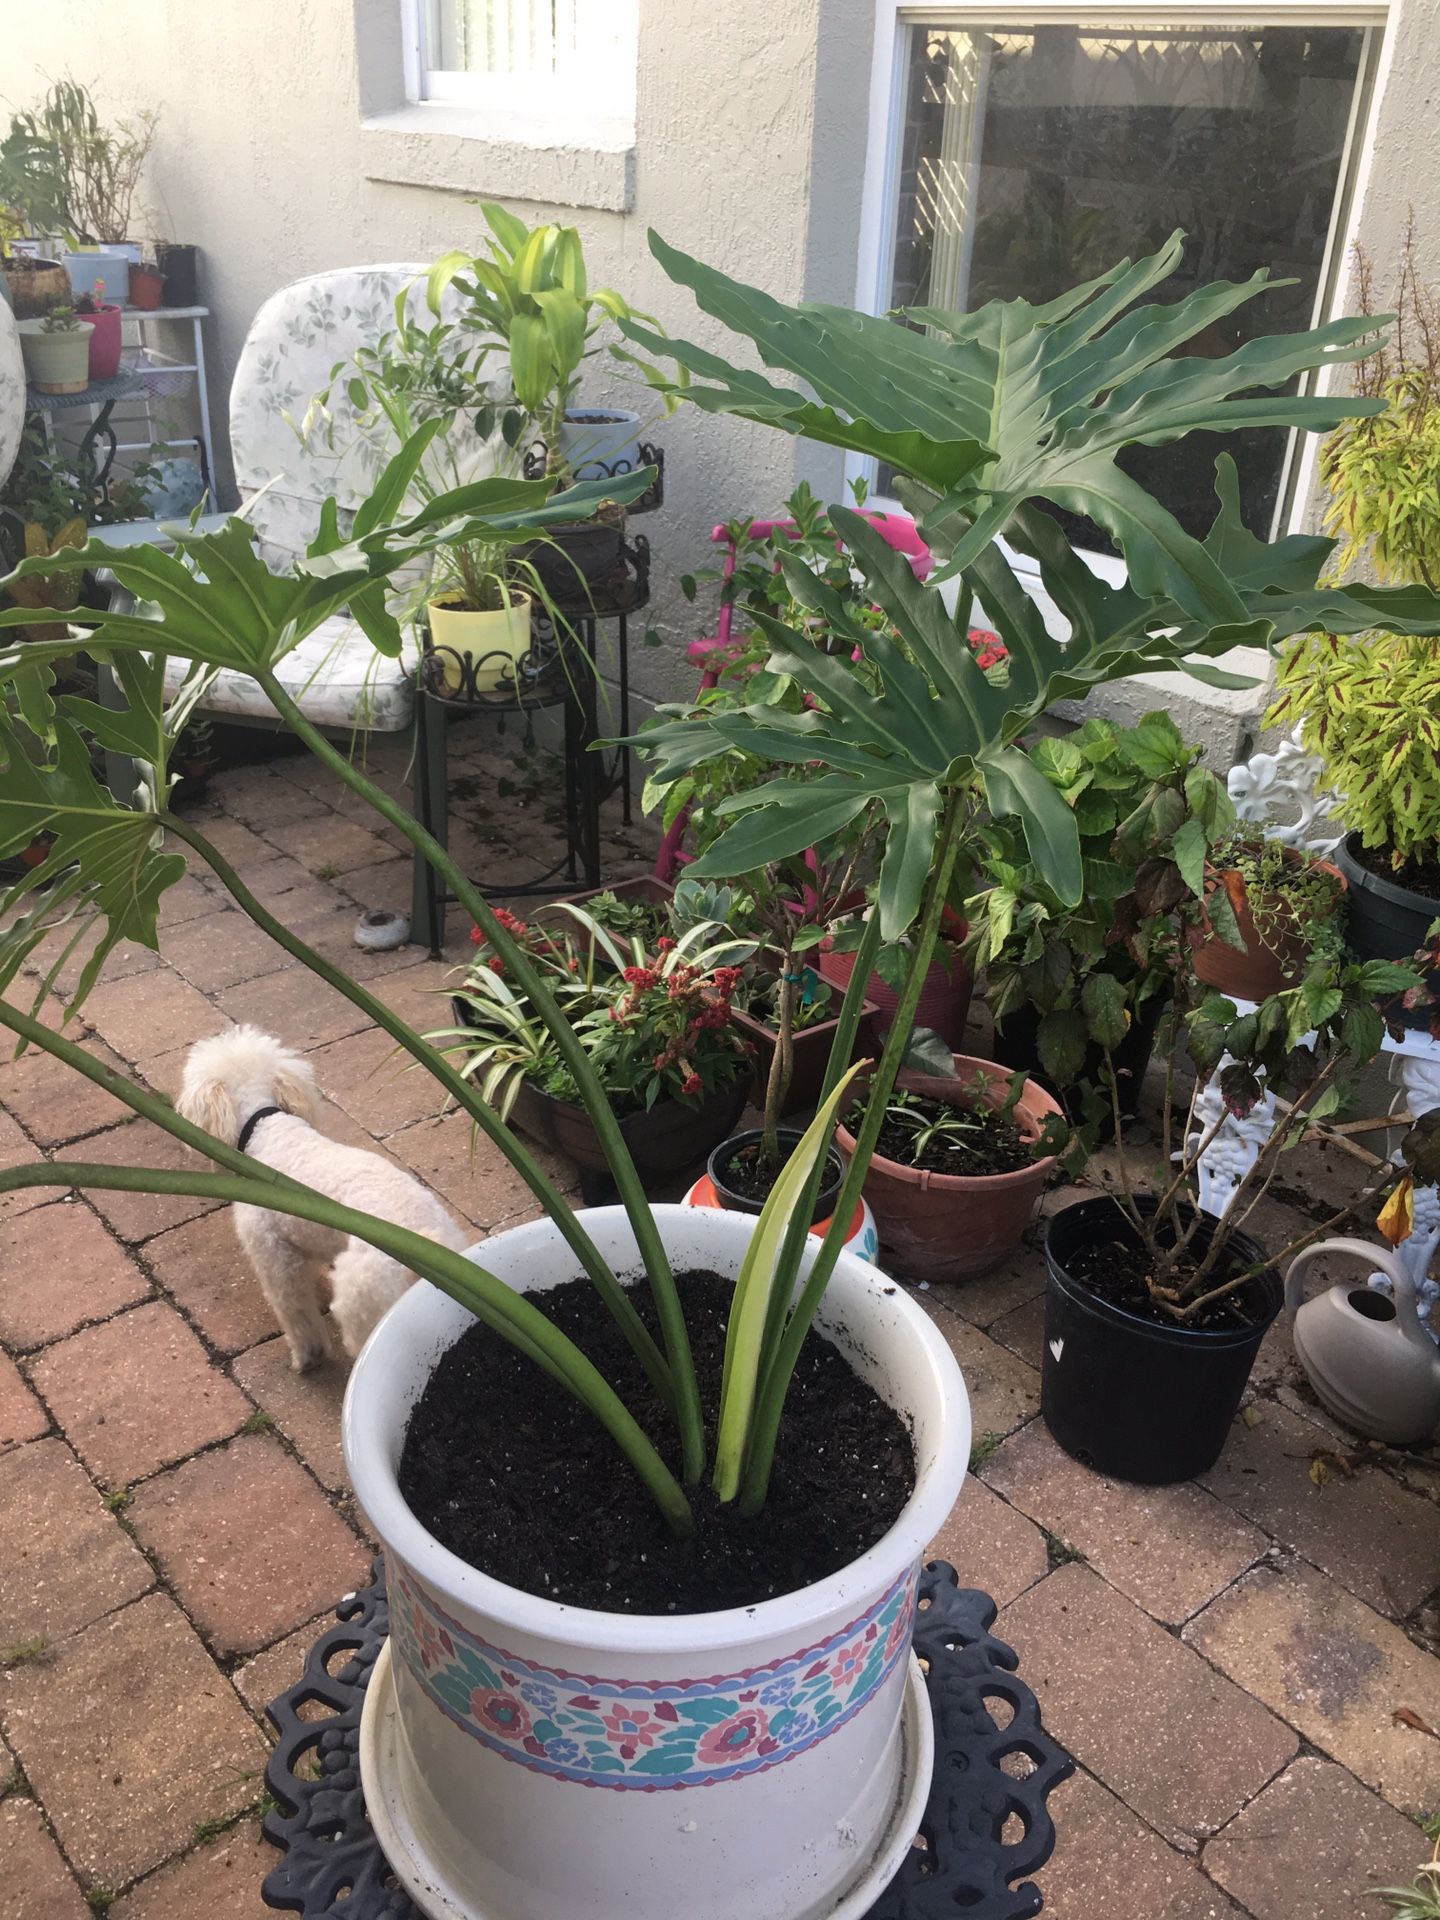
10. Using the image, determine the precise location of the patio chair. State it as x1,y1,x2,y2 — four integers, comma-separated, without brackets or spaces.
653,511,933,882
97,265,501,941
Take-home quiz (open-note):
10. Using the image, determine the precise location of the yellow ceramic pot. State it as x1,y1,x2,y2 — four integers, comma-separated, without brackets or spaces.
427,592,533,694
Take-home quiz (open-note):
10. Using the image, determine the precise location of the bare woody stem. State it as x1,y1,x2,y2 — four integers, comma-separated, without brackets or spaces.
255,667,706,1486
738,788,968,1516
161,811,674,1407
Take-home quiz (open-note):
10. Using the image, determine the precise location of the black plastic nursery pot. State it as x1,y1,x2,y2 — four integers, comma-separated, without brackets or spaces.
1041,1195,1282,1484
1334,833,1440,1030
707,1128,845,1223
991,992,1162,1118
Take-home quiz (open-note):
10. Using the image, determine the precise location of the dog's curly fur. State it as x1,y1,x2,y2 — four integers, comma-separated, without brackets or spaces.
177,1025,468,1371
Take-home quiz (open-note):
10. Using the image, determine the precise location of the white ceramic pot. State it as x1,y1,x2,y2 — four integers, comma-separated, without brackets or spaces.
428,593,533,693
559,406,643,483
345,1203,969,1920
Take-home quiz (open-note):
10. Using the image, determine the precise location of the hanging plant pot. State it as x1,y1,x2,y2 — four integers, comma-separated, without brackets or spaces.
1191,848,1346,1001
819,937,973,1050
79,302,123,380
18,320,90,394
1,256,70,320
427,592,533,694
836,1055,1061,1283
1334,833,1440,1029
344,1203,969,1920
1041,1194,1281,1483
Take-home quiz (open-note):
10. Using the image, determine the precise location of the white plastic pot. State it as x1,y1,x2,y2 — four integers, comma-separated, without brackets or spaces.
62,248,130,305
559,406,642,483
428,593,533,693
344,1203,969,1920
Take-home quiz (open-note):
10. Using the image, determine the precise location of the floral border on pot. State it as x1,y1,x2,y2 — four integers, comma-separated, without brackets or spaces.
389,1561,915,1790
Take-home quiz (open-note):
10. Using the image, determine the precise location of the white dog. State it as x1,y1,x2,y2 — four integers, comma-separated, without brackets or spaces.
177,1026,469,1371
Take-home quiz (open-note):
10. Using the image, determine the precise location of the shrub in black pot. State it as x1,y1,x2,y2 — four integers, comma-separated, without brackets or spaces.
1045,947,1433,1481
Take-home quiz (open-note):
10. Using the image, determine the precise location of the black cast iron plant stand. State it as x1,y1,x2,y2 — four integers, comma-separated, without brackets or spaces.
261,1559,1072,1920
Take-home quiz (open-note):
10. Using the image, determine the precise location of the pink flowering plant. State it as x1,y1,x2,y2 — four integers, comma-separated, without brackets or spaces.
440,903,753,1120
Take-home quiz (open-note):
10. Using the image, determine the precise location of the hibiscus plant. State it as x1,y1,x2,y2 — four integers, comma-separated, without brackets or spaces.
5,236,1440,1536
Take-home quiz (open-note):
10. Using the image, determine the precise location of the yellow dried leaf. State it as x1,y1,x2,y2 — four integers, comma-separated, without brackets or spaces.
1241,1405,1262,1429
1377,1177,1415,1248
1308,1456,1330,1487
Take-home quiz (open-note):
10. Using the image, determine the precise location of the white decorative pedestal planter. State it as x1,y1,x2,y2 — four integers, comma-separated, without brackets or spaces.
344,1204,970,1920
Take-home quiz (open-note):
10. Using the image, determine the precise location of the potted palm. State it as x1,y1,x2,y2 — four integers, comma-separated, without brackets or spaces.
7,233,1440,1920
428,206,655,598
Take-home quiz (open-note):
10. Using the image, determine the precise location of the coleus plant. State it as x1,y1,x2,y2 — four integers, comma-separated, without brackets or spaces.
6,239,1440,1538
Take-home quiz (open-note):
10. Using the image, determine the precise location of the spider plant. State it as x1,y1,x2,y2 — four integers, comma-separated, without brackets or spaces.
6,237,1440,1537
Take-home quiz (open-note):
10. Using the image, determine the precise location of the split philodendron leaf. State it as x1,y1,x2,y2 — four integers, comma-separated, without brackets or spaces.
7,231,1440,1535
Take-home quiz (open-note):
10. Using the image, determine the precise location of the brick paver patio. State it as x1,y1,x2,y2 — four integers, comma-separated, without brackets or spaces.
1,726,1437,1918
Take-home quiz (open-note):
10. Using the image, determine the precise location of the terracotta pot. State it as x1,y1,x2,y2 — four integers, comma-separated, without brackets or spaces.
127,265,166,311
1192,849,1346,1001
819,938,973,1049
837,1053,1061,1282
344,1203,969,1920
79,302,122,380
2,255,70,320
730,991,881,1118
508,1072,750,1188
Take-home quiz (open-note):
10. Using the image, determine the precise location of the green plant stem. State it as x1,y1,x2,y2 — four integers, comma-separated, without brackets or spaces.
161,811,674,1406
754,907,885,1386
738,792,967,1516
254,668,707,1485
0,1157,693,1536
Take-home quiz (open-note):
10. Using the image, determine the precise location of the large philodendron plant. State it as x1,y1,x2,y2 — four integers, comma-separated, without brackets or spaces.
5,240,1440,1542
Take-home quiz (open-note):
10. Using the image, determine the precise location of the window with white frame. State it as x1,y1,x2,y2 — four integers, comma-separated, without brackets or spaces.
413,0,638,140
864,8,1384,545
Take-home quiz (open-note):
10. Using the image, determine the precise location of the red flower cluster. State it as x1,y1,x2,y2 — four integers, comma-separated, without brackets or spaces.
469,906,530,949
968,627,1007,672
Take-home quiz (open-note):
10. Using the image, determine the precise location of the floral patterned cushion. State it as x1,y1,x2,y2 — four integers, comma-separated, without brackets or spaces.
0,299,24,493
230,262,499,564
161,616,419,732
173,263,504,732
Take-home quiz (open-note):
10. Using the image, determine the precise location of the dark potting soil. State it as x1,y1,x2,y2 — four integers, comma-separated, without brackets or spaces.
1350,838,1440,906
719,1142,786,1205
869,1092,1033,1177
399,1270,914,1615
1064,1225,1272,1331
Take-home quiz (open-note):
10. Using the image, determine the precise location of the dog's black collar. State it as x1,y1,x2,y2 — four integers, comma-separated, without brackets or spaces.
237,1105,286,1155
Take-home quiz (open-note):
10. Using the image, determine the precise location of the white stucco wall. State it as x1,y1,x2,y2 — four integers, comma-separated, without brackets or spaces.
3,0,873,706
5,0,1436,725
